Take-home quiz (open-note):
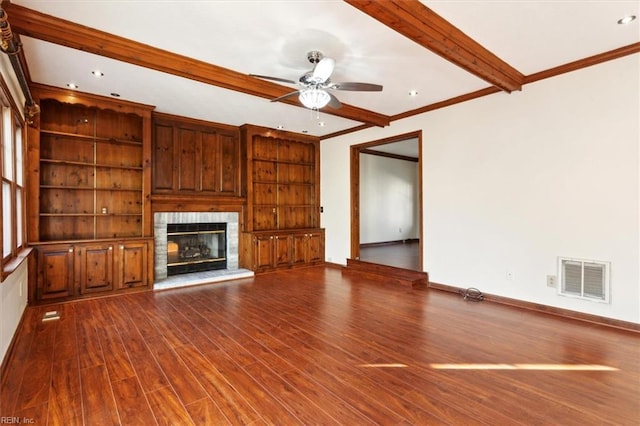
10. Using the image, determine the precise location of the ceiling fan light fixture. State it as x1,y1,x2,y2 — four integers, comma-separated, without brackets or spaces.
299,88,331,110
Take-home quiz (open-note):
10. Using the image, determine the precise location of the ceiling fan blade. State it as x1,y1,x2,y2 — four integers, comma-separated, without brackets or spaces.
312,57,335,83
327,92,342,109
250,74,297,85
331,82,383,91
270,90,300,102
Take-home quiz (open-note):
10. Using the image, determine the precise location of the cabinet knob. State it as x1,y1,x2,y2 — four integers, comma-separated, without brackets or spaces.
68,248,73,253
120,245,124,250
109,246,113,250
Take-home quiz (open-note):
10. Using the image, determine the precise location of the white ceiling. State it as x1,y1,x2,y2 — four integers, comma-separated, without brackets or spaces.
9,0,640,140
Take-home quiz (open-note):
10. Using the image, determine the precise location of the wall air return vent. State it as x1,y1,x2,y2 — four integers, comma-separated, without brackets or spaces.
558,257,610,303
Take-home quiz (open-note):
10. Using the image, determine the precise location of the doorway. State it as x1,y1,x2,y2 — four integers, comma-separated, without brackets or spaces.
350,131,423,271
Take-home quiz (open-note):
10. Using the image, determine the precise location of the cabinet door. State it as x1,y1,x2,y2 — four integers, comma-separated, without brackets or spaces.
78,243,114,294
219,133,239,194
37,245,75,300
307,232,324,263
274,234,292,267
254,234,274,269
292,233,307,265
153,123,175,191
201,130,219,192
177,127,198,191
117,242,149,289
201,131,239,194
292,232,324,264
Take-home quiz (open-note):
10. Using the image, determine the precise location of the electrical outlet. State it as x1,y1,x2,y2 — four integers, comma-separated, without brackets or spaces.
506,271,514,280
547,275,557,288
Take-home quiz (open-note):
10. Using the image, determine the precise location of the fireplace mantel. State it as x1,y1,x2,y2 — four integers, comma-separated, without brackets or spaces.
151,194,246,214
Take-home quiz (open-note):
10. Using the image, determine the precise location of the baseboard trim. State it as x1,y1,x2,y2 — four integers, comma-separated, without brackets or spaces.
428,281,640,334
324,261,345,270
360,239,419,248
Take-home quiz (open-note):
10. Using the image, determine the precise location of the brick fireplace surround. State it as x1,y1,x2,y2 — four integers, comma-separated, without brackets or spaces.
153,212,253,290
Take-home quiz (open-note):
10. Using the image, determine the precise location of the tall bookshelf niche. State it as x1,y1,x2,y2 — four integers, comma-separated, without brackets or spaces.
38,98,144,241
250,134,318,231
240,125,324,273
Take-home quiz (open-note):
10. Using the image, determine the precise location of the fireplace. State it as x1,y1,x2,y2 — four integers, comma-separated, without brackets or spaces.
167,222,226,276
154,211,241,283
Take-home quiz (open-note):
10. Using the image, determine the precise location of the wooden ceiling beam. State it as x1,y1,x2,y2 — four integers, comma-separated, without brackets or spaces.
3,3,390,127
344,0,524,93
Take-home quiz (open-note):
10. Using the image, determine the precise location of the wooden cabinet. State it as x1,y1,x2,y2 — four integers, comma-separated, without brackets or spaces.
78,243,114,294
241,229,324,273
33,240,153,303
152,113,240,196
27,85,155,303
241,125,320,231
240,125,324,272
36,244,75,300
117,241,149,290
35,98,148,241
292,231,324,265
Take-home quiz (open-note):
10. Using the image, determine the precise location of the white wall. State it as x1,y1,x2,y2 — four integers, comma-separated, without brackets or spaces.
321,55,640,323
0,259,28,365
359,154,419,244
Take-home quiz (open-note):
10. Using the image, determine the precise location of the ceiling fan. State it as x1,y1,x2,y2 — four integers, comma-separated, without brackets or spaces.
251,51,383,110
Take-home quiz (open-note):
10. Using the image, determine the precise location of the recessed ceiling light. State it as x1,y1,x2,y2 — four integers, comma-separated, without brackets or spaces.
67,83,79,89
276,125,284,130
618,15,636,25
318,121,326,127
409,90,419,97
92,70,104,77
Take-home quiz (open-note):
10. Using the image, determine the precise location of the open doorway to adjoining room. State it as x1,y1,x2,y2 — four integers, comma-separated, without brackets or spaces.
350,130,423,271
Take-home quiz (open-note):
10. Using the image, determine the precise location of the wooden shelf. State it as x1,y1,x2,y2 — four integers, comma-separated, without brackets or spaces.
252,158,315,166
39,213,143,217
33,96,149,244
40,129,142,146
27,87,154,304
39,159,143,170
40,186,141,191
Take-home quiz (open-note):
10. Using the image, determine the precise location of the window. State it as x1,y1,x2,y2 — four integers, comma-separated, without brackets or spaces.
0,77,26,278
558,257,610,303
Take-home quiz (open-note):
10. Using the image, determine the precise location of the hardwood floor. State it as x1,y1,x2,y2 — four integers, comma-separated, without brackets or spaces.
360,241,420,270
2,265,639,425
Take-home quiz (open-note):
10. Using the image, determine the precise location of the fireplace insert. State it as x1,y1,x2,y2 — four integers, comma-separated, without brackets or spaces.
166,222,226,275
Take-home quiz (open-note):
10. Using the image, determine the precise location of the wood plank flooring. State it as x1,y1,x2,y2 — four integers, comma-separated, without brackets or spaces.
1,265,639,425
360,241,420,270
